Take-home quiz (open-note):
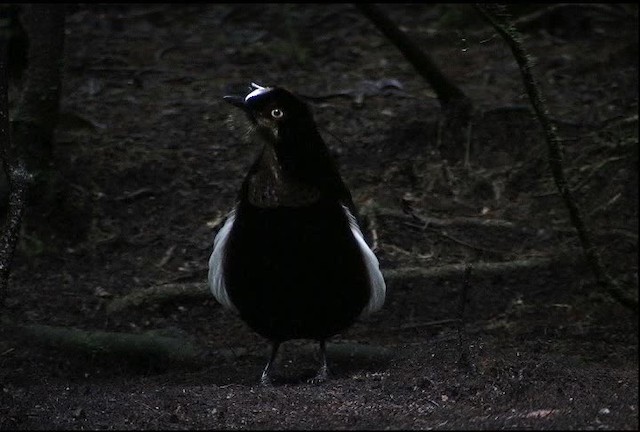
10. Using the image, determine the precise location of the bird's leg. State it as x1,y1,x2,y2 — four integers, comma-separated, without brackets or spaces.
260,341,280,386
308,340,329,384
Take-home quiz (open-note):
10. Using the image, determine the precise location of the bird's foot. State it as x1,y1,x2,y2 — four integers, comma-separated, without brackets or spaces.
260,372,274,387
307,365,329,385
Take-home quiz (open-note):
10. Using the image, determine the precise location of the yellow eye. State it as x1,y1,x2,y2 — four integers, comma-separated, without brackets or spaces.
271,108,284,119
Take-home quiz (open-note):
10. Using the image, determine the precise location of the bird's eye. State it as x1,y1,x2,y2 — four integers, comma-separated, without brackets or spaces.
271,108,284,119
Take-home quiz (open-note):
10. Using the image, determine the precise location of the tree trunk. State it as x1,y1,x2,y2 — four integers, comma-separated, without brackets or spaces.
8,4,66,197
355,4,473,162
1,13,33,305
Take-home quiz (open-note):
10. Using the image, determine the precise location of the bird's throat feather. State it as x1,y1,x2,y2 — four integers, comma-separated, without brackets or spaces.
247,144,320,208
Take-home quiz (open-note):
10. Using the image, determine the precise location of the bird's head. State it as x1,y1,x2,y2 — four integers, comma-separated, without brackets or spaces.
224,83,349,196
223,83,315,146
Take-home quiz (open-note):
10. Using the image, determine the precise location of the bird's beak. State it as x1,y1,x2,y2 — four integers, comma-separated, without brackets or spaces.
223,95,247,110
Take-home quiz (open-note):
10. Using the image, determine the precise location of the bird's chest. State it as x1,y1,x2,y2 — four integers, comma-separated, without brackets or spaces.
247,171,320,208
224,202,364,288
230,203,351,258
222,200,371,341
246,146,320,208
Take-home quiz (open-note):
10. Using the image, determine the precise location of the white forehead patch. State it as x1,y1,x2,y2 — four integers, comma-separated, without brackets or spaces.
245,86,272,102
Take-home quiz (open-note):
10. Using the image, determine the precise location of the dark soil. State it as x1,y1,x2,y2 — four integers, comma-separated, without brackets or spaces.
1,4,638,430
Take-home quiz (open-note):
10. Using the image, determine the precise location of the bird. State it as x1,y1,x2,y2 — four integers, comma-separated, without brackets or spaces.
208,83,386,385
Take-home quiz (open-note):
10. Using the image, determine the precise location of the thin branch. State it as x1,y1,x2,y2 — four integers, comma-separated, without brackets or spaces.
475,4,637,314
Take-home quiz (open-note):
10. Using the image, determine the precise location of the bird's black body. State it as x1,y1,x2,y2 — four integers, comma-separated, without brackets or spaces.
209,83,385,384
224,199,370,342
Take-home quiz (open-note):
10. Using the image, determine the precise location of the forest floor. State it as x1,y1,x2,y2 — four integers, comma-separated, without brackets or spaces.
1,4,638,430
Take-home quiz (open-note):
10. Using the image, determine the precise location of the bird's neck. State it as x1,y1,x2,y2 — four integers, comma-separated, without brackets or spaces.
245,144,322,208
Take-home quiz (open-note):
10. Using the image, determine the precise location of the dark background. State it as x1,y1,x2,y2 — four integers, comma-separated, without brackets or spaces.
1,3,638,429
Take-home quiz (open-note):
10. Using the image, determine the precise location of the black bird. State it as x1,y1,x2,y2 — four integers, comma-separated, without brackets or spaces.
209,83,385,385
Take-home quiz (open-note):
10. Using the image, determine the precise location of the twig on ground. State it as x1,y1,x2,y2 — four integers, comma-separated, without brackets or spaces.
457,263,476,372
383,255,581,284
397,203,531,233
427,227,511,256
372,202,637,247
573,156,626,192
359,198,381,251
156,244,176,268
534,155,627,197
587,192,622,218
512,3,631,32
106,282,210,314
395,319,460,331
